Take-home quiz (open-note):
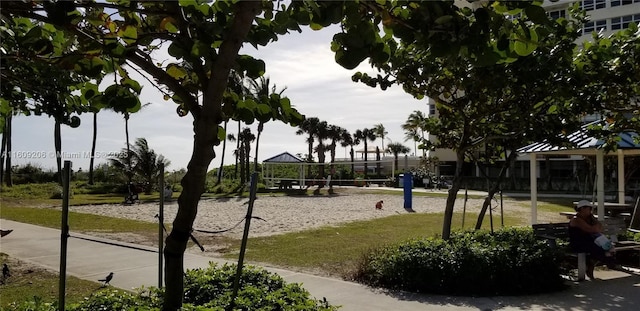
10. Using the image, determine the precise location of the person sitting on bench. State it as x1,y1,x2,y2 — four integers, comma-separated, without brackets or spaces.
569,200,618,279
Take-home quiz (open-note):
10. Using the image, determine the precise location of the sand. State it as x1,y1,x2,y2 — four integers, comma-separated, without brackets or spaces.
67,190,549,239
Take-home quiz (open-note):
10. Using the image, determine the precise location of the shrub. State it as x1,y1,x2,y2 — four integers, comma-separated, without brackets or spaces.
182,263,337,310
0,182,60,199
72,182,122,194
5,265,337,311
353,227,566,296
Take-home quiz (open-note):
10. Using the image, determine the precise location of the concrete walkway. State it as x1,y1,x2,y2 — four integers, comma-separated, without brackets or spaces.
1,219,639,310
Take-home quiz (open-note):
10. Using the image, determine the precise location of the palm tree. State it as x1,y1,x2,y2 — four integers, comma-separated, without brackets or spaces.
386,142,411,174
327,125,345,188
111,102,150,185
238,127,255,183
246,76,287,172
221,70,249,183
403,127,419,156
296,117,320,177
327,125,346,164
372,123,388,152
216,120,229,184
356,128,377,180
314,121,330,182
226,133,238,179
402,110,428,157
339,130,355,178
88,110,98,185
109,137,171,194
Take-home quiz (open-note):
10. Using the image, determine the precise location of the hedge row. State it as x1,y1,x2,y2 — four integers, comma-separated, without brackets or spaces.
353,227,567,296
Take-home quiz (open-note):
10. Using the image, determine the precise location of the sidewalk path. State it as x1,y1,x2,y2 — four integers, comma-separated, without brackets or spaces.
1,219,639,310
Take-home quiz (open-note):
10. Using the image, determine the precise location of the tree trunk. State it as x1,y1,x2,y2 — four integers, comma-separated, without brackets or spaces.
394,154,399,175
4,113,11,187
376,146,381,178
254,123,263,173
317,143,326,180
162,3,260,309
245,141,251,181
307,136,314,177
234,121,240,179
0,116,7,188
442,151,465,240
475,150,518,229
239,142,246,184
364,141,369,180
350,147,355,178
89,112,97,185
125,112,132,184
216,121,228,185
55,119,62,185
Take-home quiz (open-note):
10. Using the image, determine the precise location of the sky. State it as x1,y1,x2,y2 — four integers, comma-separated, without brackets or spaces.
8,25,427,173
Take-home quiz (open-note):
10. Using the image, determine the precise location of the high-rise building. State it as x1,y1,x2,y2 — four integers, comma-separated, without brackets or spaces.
425,0,640,180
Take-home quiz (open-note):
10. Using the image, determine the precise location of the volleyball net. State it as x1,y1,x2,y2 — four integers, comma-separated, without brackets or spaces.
261,159,398,188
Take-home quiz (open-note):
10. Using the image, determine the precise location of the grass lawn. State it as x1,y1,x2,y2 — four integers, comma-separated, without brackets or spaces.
0,205,161,234
0,253,130,309
221,212,525,278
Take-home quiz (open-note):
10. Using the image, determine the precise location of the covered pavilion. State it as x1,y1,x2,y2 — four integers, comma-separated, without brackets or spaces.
261,151,306,189
518,121,640,223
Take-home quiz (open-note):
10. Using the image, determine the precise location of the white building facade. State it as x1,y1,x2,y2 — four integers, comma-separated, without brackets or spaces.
425,0,640,184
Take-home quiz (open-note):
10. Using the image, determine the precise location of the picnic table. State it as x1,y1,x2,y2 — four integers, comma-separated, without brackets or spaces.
276,179,299,189
572,201,632,216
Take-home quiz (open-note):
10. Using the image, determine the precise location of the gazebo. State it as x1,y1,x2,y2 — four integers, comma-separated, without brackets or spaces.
519,121,640,223
261,151,306,189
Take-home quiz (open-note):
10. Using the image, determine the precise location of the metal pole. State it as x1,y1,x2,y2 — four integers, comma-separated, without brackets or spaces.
158,164,164,288
403,155,412,209
530,153,538,225
462,188,468,229
500,189,504,228
58,161,71,311
229,172,259,311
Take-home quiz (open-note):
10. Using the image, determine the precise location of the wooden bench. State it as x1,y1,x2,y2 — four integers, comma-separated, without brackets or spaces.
532,222,587,281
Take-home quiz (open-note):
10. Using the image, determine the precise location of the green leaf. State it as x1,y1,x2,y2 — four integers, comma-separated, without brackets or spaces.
191,41,210,57
166,64,188,80
68,115,81,128
32,38,54,55
513,28,538,56
335,48,367,70
255,103,272,122
21,26,43,45
121,77,142,93
82,83,100,100
524,5,549,25
164,20,179,33
434,15,453,25
168,43,185,59
118,25,138,44
217,125,226,142
237,55,265,79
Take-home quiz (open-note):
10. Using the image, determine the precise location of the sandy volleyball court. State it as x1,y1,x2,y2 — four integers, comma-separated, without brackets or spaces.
66,190,559,239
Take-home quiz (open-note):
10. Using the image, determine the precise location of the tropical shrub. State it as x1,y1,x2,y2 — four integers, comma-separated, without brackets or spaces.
353,227,566,296
4,264,337,311
182,263,336,310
